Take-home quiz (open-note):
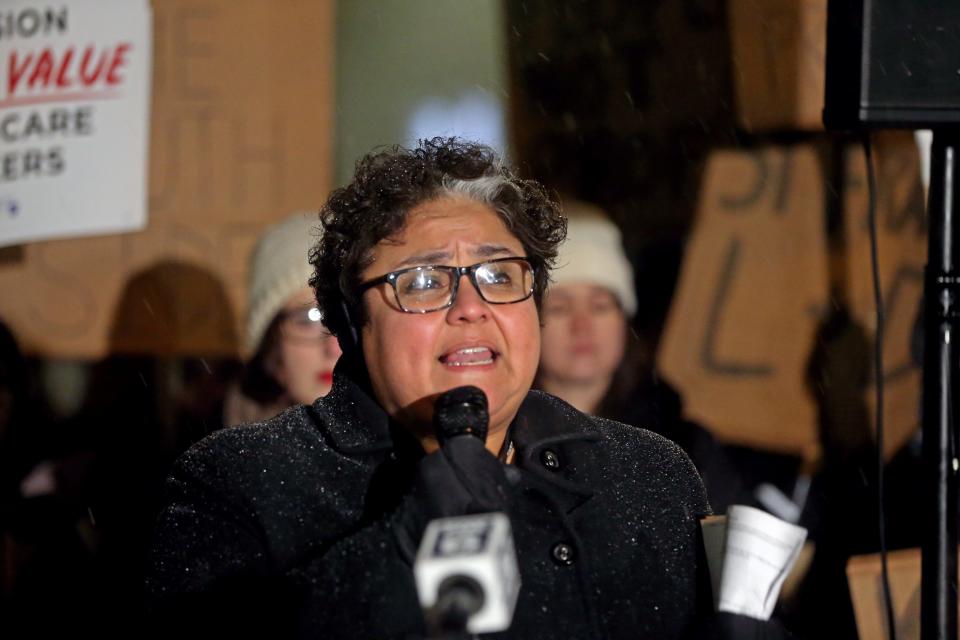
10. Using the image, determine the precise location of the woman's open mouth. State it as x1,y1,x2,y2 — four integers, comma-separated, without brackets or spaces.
438,346,497,367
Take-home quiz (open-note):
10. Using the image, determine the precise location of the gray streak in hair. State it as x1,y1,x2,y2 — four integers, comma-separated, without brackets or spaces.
441,175,519,211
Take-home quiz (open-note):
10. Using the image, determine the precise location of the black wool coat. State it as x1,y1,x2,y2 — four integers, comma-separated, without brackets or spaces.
146,370,714,639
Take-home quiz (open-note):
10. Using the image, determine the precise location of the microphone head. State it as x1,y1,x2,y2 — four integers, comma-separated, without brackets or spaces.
434,386,489,444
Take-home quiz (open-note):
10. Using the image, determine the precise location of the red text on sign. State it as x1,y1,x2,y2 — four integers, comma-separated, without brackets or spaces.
7,43,132,96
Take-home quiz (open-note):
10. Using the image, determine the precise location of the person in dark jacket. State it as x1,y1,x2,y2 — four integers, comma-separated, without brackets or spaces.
146,138,720,639
536,206,746,513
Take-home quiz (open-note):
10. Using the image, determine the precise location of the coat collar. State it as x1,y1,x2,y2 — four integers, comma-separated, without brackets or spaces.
512,389,600,450
511,391,602,513
316,364,599,452
311,356,395,454
313,359,602,513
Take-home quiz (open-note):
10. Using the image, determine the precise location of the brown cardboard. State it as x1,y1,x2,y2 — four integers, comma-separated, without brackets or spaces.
658,144,829,455
0,0,335,357
729,0,826,132
846,547,960,640
658,134,924,456
847,548,920,640
843,132,926,459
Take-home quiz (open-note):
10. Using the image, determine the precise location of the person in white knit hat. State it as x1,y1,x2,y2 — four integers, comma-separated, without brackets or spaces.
536,201,745,513
224,212,342,426
535,202,639,416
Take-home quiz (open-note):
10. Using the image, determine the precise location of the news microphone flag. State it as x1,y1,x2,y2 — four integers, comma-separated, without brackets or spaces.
414,512,520,634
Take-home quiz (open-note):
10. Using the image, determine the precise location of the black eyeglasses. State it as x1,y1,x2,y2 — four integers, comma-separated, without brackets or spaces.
357,257,536,313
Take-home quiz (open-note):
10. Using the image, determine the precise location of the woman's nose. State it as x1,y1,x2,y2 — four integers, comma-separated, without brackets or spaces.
322,334,342,359
570,309,594,334
446,274,489,323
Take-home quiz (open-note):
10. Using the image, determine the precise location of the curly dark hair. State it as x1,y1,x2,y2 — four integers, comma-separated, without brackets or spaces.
309,137,567,343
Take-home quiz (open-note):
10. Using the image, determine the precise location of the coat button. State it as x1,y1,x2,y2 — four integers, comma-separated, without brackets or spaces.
551,542,575,566
540,449,561,470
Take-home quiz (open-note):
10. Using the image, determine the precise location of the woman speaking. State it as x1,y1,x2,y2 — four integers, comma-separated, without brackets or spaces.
147,139,716,639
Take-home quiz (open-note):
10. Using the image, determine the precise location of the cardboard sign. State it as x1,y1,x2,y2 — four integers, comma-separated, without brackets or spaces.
0,0,152,246
729,0,826,132
847,548,920,640
844,133,926,459
658,135,924,456
658,144,828,455
0,0,334,358
847,547,960,640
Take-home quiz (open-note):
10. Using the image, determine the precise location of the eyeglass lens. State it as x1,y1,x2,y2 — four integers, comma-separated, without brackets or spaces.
393,259,533,311
280,307,332,340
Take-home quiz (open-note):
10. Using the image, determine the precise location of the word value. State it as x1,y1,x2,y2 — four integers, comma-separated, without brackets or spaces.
6,43,132,96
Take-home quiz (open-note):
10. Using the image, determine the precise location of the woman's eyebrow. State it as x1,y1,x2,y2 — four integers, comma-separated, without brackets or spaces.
392,250,452,268
392,244,515,269
473,244,515,257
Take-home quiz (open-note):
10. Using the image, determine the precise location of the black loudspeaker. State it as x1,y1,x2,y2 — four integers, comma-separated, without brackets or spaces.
824,0,960,129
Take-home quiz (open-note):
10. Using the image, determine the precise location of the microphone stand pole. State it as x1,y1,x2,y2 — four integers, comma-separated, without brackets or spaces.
922,131,960,640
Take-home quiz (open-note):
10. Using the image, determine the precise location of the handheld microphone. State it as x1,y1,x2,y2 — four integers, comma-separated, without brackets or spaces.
433,385,488,443
413,386,521,635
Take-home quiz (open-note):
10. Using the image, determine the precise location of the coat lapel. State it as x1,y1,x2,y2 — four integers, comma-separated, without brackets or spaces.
311,358,394,454
512,391,602,515
314,364,603,517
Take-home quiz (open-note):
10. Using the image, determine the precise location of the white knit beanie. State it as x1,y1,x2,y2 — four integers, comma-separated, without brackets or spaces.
551,202,637,317
245,212,322,353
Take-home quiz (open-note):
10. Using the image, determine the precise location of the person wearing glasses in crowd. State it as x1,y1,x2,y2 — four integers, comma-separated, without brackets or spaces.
148,139,785,639
223,213,342,427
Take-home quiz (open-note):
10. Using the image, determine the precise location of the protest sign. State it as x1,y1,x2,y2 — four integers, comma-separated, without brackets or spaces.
0,1,152,246
0,1,334,357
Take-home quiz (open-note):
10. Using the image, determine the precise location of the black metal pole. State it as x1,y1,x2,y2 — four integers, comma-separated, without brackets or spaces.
922,132,960,640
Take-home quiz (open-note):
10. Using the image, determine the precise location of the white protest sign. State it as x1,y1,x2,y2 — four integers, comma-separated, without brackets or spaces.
0,0,152,247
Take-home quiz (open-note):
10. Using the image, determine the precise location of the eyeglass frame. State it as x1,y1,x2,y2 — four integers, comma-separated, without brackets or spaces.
356,256,536,314
275,305,334,342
